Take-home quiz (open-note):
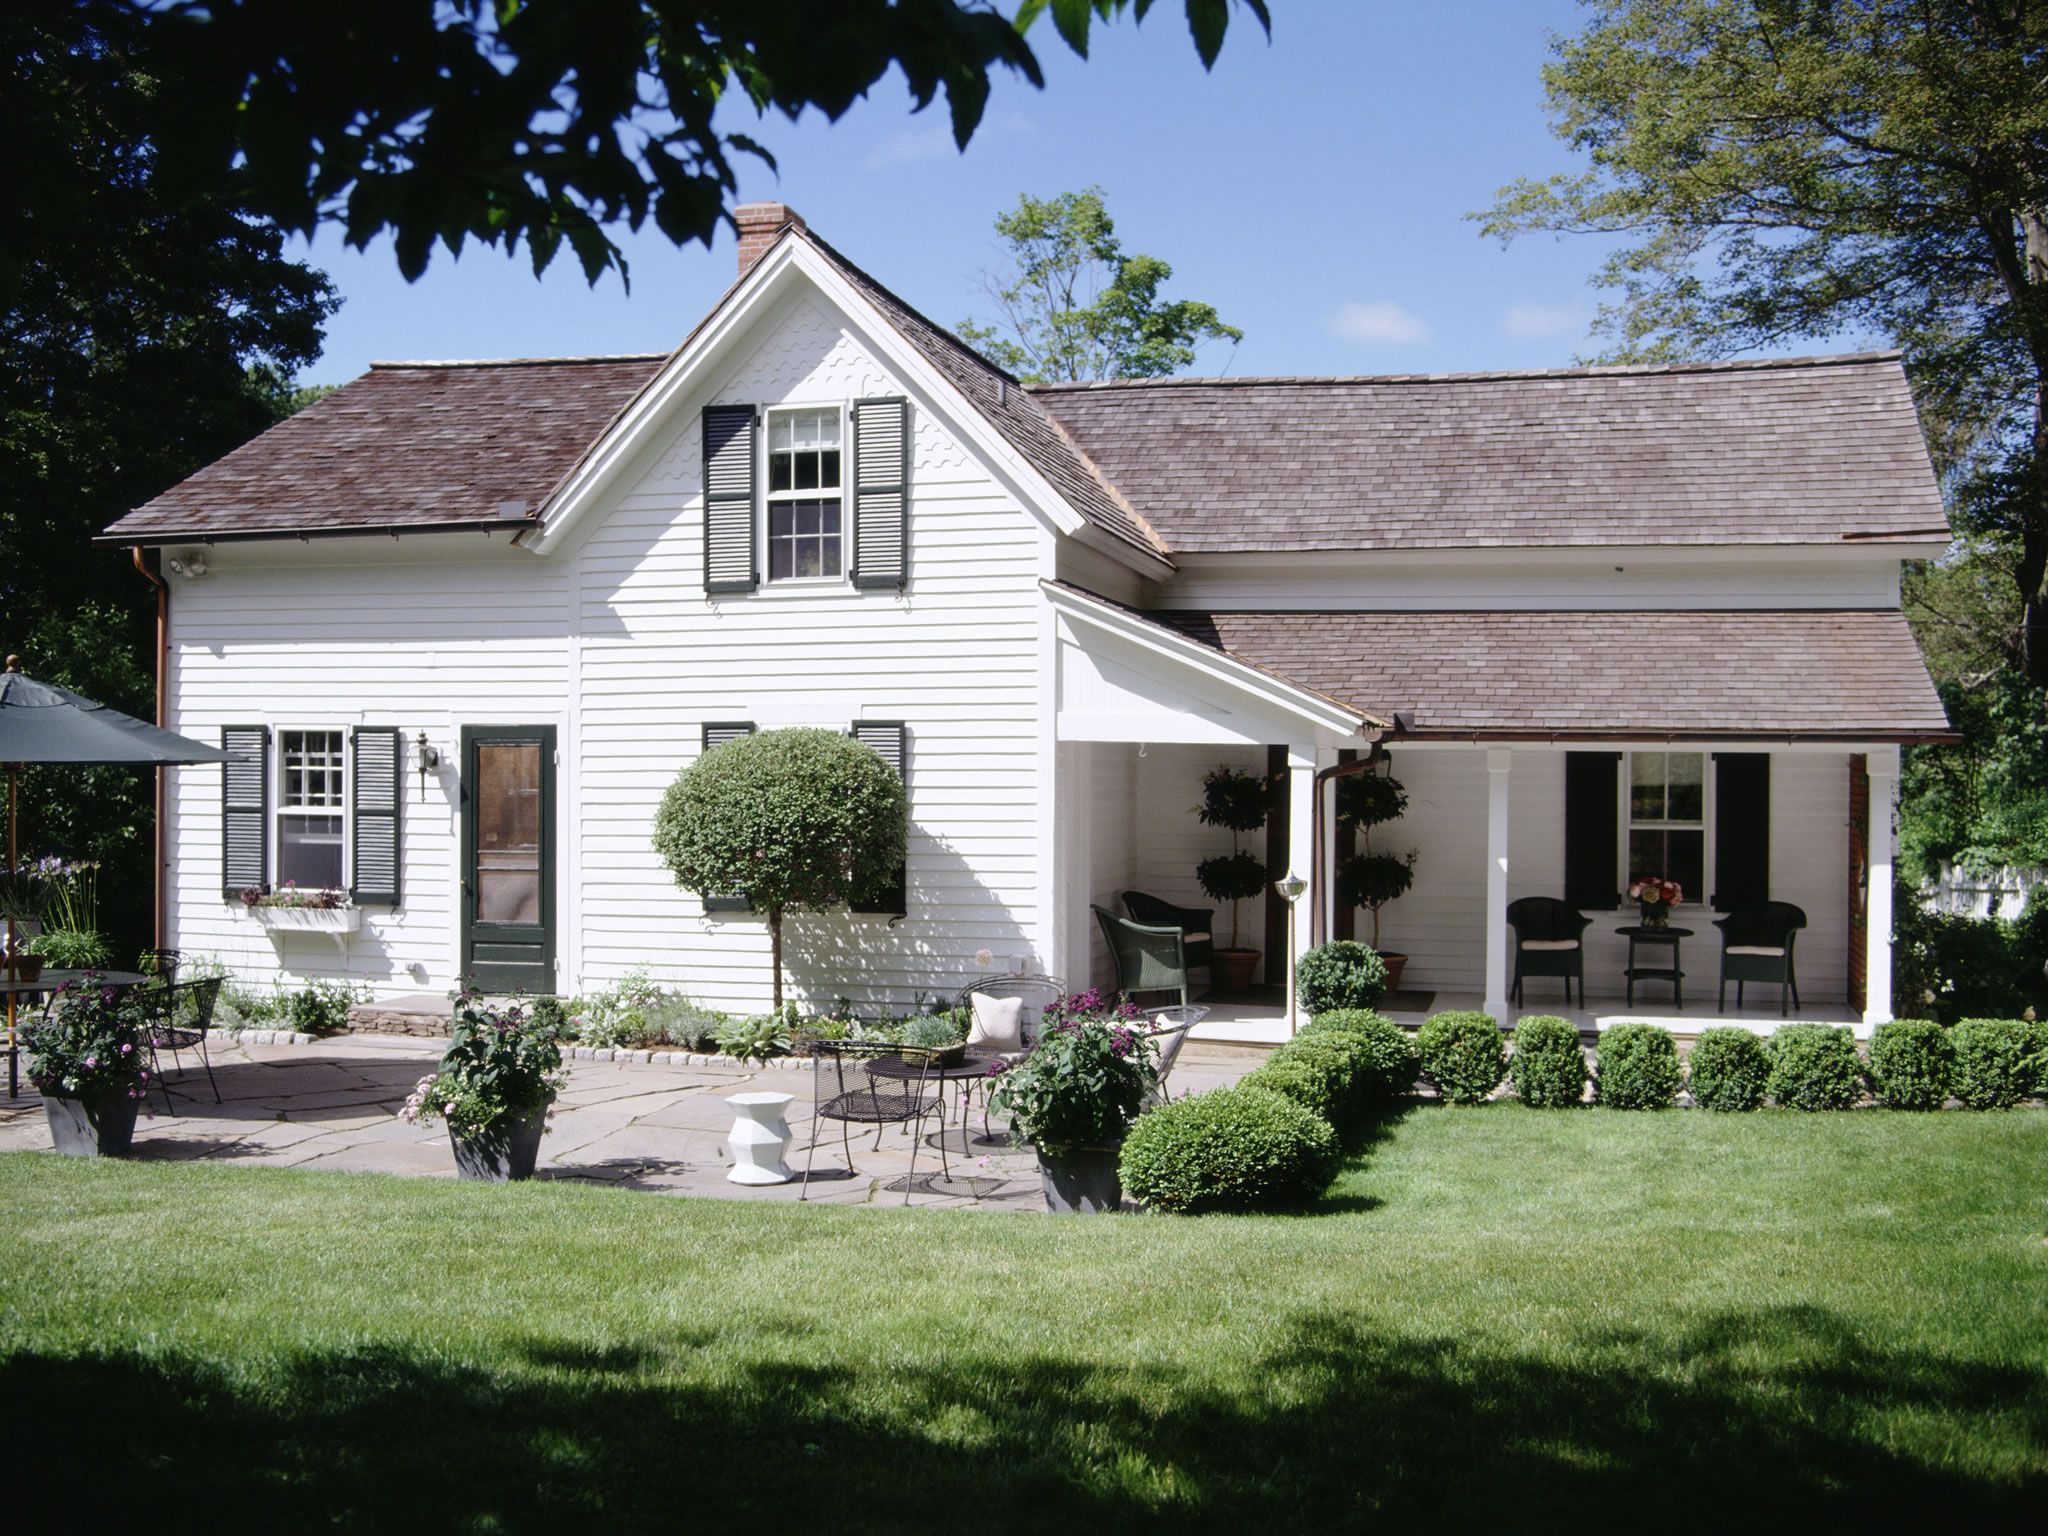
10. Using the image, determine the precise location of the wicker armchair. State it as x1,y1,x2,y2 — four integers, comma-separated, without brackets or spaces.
1714,902,1807,1015
1506,897,1592,1007
1120,891,1215,975
1093,905,1192,1012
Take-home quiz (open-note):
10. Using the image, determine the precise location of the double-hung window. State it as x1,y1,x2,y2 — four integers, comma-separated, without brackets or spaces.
1627,751,1704,898
278,729,346,891
765,406,843,581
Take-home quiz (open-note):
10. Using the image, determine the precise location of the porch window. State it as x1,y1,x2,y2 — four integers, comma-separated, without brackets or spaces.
278,729,345,890
765,407,843,581
1627,751,1703,898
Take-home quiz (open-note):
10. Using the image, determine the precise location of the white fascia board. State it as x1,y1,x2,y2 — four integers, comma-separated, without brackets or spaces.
522,238,1110,558
1046,580,1373,739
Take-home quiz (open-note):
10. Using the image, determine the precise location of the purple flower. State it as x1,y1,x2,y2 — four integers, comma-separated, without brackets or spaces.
84,1055,97,1069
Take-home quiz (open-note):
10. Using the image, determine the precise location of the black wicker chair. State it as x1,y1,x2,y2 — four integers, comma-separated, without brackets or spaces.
1506,896,1593,1006
1121,891,1215,976
1714,902,1807,1015
801,1040,945,1204
144,976,223,1111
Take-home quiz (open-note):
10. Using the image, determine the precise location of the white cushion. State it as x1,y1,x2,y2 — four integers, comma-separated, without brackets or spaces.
1519,939,1580,952
1183,931,1211,944
967,993,1024,1050
1726,944,1787,958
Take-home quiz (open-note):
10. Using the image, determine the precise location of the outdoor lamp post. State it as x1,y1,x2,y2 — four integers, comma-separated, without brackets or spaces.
1274,871,1308,1035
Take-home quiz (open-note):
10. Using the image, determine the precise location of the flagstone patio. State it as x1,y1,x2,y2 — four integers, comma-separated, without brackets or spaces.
0,1031,1266,1209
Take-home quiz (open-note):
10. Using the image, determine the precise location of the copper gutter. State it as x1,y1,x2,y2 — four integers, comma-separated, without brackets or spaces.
132,546,168,952
1310,745,1387,948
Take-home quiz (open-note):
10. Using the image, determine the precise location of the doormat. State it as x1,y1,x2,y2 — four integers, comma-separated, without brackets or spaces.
1382,989,1436,1014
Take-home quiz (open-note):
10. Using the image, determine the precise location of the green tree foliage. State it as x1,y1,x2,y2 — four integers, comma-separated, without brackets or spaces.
958,188,1243,381
59,1,1268,289
651,728,908,1011
4,1,335,955
1480,0,2048,689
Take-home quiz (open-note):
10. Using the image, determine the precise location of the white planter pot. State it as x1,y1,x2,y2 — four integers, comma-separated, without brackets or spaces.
249,904,360,953
726,1092,795,1185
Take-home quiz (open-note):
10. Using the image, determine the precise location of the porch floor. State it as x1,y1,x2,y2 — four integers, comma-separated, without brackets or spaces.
1190,991,1865,1047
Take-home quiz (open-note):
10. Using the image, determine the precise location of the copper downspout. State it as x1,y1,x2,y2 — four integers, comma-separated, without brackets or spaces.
1310,744,1386,948
132,546,168,953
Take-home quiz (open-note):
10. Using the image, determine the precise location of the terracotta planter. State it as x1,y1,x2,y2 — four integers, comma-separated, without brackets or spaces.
1037,1144,1123,1213
44,1089,141,1157
1380,953,1409,993
450,1102,549,1182
1212,948,1262,994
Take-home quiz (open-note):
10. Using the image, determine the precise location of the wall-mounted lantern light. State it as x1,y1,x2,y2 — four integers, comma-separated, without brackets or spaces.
415,732,441,802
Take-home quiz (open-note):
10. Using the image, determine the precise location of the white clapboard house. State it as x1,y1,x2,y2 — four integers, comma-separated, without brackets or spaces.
104,204,1954,1039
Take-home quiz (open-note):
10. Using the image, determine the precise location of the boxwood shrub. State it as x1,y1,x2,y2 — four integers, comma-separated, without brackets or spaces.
1766,1023,1865,1111
1416,1010,1506,1105
1295,941,1390,1015
1299,1010,1419,1102
1119,1085,1340,1214
1867,1019,1954,1110
1687,1026,1770,1112
1509,1015,1587,1108
1243,1034,1357,1131
1949,1018,2042,1110
1596,1023,1681,1110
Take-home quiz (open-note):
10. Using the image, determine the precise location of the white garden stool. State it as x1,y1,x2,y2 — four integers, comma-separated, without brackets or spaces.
726,1092,796,1185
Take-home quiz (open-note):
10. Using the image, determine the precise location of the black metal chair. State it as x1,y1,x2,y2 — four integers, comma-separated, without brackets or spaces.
1121,891,1215,976
139,949,183,986
801,1040,945,1204
1714,902,1807,1015
953,971,1066,1051
143,976,223,1111
1506,897,1592,1006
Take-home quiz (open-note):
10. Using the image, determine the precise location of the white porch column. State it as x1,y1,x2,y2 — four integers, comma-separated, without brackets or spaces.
1864,746,1899,1027
1285,746,1317,1024
1482,748,1513,1021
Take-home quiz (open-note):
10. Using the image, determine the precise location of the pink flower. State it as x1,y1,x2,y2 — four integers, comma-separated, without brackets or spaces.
120,1043,132,1055
85,1056,97,1069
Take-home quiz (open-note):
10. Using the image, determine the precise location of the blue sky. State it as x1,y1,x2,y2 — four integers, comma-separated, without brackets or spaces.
297,1,1635,386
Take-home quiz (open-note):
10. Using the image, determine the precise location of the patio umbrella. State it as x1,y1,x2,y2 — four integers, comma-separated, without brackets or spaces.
1,656,229,1088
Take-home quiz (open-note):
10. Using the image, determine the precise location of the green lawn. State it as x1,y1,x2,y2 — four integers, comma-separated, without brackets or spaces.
3,1107,2044,1532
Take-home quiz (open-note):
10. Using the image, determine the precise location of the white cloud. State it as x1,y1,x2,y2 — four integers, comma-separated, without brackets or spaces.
1328,301,1431,346
1503,301,1593,339
863,123,957,170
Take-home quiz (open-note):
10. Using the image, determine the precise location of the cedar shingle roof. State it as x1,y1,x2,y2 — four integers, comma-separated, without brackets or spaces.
1033,356,1949,552
104,355,666,542
1144,606,1954,741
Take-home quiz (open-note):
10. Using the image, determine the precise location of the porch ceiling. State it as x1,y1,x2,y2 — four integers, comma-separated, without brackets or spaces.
1144,607,1956,743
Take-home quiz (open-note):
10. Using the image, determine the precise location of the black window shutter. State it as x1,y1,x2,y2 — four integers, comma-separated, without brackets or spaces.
1563,751,1621,910
221,725,270,899
700,721,757,912
702,404,758,594
849,721,908,914
850,397,909,589
350,727,402,906
1712,753,1771,911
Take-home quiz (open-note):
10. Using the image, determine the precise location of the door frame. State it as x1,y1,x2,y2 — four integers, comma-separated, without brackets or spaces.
459,724,558,992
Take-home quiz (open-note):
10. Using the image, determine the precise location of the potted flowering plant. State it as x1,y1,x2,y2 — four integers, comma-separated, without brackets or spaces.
1629,878,1683,927
401,986,567,1181
989,989,1159,1213
23,978,153,1156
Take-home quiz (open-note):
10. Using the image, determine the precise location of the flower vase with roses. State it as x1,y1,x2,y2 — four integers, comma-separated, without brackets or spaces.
1629,878,1683,927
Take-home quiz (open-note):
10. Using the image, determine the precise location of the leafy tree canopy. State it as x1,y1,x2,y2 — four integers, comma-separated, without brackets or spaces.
1480,0,2048,688
54,0,1270,291
959,187,1243,381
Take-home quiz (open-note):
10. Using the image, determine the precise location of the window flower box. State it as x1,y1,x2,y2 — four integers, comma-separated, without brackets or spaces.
247,903,360,952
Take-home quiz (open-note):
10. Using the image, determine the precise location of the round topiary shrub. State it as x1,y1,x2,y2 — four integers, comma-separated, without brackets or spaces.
1415,1010,1506,1105
1295,941,1389,1016
1301,1010,1418,1103
1596,1023,1681,1110
1766,1023,1865,1111
1119,1086,1341,1214
1687,1026,1770,1111
1241,1041,1350,1131
1949,1018,2040,1110
1509,1015,1587,1107
1868,1019,1955,1110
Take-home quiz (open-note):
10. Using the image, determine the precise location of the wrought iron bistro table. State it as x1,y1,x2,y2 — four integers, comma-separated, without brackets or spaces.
1617,927,1693,1010
1,970,152,1097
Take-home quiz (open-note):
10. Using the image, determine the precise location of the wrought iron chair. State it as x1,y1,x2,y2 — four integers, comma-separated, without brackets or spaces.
139,949,183,987
801,1040,945,1204
1506,897,1592,1007
1714,902,1807,1015
1120,891,1215,977
1094,905,1192,1012
952,971,1067,1052
143,976,223,1111
1140,1005,1205,1106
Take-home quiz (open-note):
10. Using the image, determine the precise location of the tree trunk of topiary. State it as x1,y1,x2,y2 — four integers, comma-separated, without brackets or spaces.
768,904,784,1014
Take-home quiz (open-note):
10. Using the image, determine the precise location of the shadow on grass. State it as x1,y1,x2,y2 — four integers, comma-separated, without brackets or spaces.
7,1303,2038,1532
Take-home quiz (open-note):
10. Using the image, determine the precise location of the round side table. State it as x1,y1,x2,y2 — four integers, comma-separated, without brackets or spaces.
726,1092,796,1185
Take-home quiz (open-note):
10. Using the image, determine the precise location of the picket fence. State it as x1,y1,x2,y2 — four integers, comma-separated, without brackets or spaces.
1921,862,2048,922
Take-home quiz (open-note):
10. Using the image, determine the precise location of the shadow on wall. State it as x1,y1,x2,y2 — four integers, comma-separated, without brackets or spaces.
4,1302,2036,1532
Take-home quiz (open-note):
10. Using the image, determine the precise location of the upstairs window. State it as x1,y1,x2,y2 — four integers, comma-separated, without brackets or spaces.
766,407,843,581
1627,751,1704,898
278,729,346,890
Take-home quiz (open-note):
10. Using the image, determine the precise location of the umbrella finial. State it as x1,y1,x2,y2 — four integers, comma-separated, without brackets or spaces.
2,656,17,673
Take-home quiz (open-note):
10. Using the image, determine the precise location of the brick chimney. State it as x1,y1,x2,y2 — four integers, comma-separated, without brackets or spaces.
735,202,804,277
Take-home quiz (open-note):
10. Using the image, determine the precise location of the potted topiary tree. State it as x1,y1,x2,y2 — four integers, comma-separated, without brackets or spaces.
652,728,908,1013
1196,766,1275,994
1335,769,1418,993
